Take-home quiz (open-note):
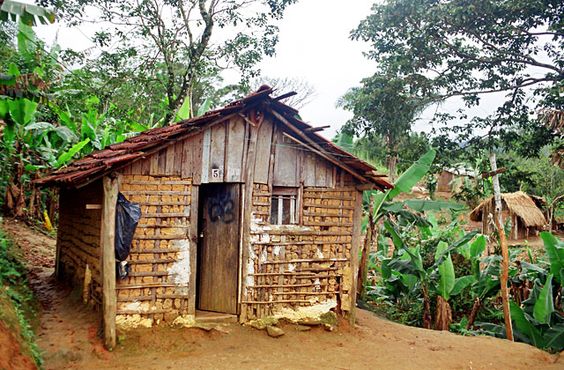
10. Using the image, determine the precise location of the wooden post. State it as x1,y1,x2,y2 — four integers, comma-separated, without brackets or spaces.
101,175,119,350
357,195,374,301
187,185,199,316
239,117,260,323
489,152,514,341
350,190,363,325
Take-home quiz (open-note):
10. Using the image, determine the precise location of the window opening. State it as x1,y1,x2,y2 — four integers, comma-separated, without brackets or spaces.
270,187,298,225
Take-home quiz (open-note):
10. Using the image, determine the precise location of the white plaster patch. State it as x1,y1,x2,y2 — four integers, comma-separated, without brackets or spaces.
172,314,196,327
287,263,295,272
313,278,321,291
116,314,153,330
273,246,281,256
169,240,190,292
272,299,337,322
123,301,150,312
246,243,256,288
259,248,268,263
260,233,270,243
316,247,324,259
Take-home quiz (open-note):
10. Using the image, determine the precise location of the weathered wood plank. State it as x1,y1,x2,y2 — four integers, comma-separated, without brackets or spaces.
192,132,203,184
253,118,274,184
209,123,226,183
150,151,159,176
187,185,199,315
101,175,119,350
303,152,316,186
239,120,259,323
201,128,211,183
315,157,327,187
273,130,298,187
226,117,246,182
165,145,175,174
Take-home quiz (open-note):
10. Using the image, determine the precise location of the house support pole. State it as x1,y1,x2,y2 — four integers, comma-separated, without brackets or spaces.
101,175,119,350
239,115,260,323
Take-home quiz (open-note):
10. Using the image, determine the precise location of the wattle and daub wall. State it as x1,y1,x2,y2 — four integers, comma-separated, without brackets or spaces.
56,115,363,327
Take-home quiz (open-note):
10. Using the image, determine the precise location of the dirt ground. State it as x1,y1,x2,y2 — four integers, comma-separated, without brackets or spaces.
2,218,563,370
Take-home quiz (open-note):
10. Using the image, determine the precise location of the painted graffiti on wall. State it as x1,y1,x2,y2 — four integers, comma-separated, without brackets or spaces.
208,191,235,224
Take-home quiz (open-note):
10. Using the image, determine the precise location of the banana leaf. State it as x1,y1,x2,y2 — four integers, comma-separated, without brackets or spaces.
533,274,554,325
510,301,545,348
540,232,564,284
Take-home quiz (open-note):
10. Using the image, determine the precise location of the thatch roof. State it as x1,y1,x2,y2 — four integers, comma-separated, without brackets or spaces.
469,191,547,227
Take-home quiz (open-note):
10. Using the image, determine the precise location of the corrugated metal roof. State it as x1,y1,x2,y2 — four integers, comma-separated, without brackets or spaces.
35,87,392,190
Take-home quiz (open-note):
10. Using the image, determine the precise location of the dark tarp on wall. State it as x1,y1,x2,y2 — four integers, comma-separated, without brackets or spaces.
115,193,141,278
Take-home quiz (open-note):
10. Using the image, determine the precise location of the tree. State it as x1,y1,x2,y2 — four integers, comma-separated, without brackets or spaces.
339,74,431,180
40,0,297,124
352,0,563,341
352,0,563,154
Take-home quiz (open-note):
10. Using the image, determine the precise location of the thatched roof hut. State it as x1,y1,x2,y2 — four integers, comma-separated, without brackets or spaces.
470,191,547,240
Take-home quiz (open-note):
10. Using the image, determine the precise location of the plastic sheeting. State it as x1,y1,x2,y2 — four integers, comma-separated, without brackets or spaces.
115,193,141,279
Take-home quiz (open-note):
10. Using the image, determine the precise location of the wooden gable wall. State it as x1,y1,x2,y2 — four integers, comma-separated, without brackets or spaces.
120,115,354,188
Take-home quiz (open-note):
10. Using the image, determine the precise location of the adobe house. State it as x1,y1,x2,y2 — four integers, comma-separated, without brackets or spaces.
436,166,476,193
36,87,391,348
469,191,547,240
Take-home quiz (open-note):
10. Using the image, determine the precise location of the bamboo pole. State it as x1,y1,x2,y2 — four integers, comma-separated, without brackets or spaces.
489,152,514,341
101,175,119,350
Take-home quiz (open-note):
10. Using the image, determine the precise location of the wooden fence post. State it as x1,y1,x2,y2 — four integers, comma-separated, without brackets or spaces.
101,175,119,350
489,152,514,341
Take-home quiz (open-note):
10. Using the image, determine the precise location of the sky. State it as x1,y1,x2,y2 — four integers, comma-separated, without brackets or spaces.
256,0,378,138
30,0,507,140
32,0,381,139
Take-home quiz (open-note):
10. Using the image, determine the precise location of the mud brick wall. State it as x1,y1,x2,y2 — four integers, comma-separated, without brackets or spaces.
57,180,103,305
244,183,359,320
116,175,194,326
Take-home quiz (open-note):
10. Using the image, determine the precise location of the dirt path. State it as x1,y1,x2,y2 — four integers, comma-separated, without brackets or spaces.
3,218,562,370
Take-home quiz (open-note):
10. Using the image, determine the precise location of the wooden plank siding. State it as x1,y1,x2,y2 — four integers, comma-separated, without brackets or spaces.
120,117,338,189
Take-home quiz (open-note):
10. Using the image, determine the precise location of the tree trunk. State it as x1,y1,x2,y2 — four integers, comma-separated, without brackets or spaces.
466,297,481,329
422,284,432,329
489,152,514,341
357,198,375,300
387,153,398,182
434,295,452,331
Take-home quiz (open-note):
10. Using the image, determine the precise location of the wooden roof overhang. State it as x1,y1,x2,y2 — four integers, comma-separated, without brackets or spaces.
35,87,392,191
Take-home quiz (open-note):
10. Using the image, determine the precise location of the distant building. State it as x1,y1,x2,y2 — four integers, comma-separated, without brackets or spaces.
469,191,547,240
436,166,476,194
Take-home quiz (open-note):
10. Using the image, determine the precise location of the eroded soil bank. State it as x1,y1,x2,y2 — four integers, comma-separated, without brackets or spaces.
3,218,562,370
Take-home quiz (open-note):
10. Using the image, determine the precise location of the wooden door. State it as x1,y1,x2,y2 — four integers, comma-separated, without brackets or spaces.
197,184,240,314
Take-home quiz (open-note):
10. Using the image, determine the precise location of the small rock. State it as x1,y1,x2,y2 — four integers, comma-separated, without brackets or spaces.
248,317,279,330
296,325,311,332
297,317,322,326
266,325,285,338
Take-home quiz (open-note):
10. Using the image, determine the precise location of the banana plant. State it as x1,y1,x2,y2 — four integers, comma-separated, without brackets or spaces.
0,0,55,25
381,218,478,329
358,149,465,297
476,233,564,352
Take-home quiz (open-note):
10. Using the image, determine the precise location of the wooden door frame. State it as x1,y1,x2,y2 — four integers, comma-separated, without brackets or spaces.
195,182,242,315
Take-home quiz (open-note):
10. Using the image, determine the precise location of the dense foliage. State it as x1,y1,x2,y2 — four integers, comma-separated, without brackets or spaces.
37,0,297,124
